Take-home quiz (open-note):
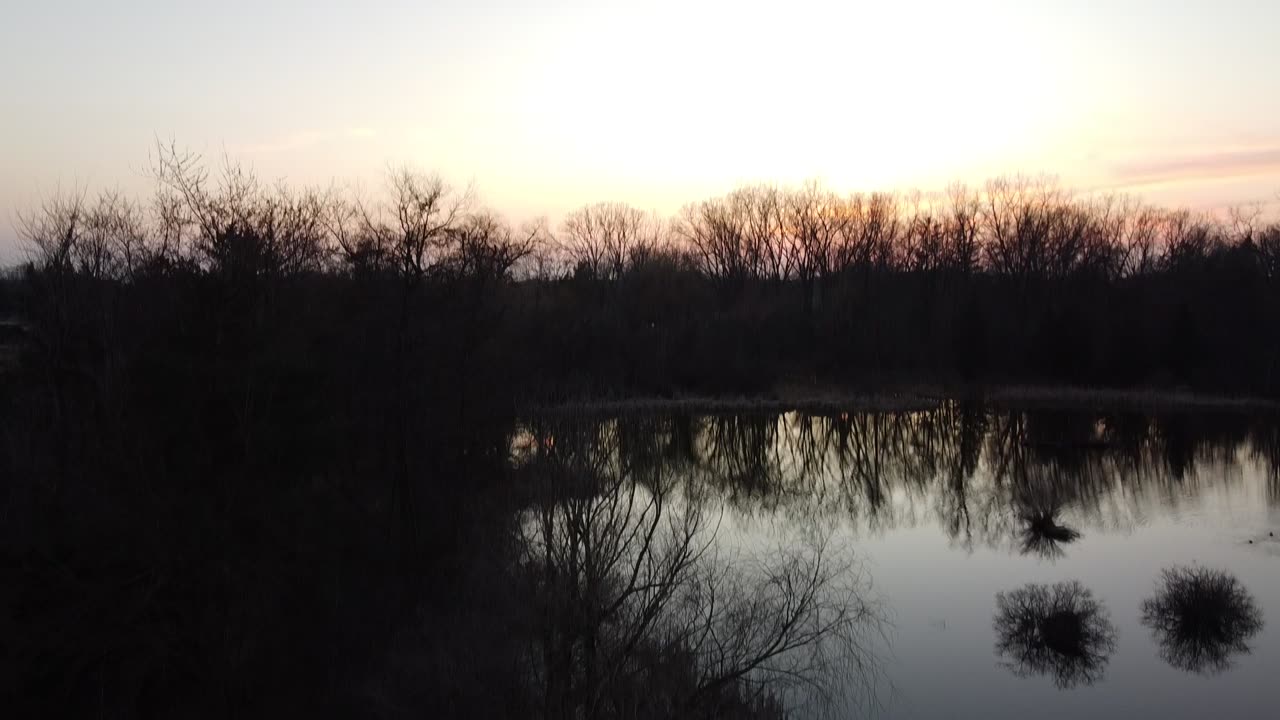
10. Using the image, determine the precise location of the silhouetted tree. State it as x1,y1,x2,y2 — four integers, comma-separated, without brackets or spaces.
1141,567,1264,675
993,581,1117,688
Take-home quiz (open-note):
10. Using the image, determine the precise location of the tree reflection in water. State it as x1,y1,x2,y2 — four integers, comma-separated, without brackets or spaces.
1140,567,1264,675
519,407,1279,560
1012,479,1083,560
513,436,885,719
510,408,1280,711
1017,507,1081,560
993,581,1118,689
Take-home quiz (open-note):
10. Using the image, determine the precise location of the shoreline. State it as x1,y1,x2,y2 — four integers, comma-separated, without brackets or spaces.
521,384,1280,416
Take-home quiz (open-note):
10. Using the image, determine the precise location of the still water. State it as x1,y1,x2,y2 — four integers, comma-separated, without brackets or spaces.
514,405,1280,718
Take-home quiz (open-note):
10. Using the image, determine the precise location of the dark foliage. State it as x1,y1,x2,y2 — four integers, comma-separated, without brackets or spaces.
1017,509,1081,560
993,581,1118,688
1140,567,1264,674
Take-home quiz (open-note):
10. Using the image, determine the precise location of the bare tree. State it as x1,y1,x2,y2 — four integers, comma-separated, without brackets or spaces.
833,192,902,279
677,195,748,287
1227,202,1264,246
900,191,946,275
981,175,1066,281
96,191,152,279
735,185,789,283
1160,208,1222,272
1100,195,1162,278
17,188,89,275
322,187,387,274
149,141,332,278
18,187,152,280
445,210,538,284
785,181,846,310
560,202,662,280
378,167,473,282
943,183,982,276
509,216,558,281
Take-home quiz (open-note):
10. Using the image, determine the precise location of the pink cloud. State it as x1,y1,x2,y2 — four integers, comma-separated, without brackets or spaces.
1111,146,1280,188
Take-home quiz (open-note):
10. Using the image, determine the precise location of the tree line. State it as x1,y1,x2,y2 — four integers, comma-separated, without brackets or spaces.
18,156,1280,292
10,146,1280,398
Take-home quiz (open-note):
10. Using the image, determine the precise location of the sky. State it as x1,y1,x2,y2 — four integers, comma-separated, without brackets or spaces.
3,0,1280,261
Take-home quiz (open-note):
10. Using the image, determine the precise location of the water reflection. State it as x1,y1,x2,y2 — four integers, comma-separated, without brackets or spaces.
1140,567,1264,675
512,404,1280,714
518,405,1280,559
1007,466,1083,561
511,436,885,718
992,581,1118,689
1017,506,1081,560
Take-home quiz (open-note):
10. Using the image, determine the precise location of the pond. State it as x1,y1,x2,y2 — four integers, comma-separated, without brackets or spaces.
511,404,1280,718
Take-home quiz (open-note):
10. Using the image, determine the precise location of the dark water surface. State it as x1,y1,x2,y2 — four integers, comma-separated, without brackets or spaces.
514,406,1280,718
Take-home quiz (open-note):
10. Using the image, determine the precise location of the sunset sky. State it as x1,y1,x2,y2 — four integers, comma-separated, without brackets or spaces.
3,0,1279,260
